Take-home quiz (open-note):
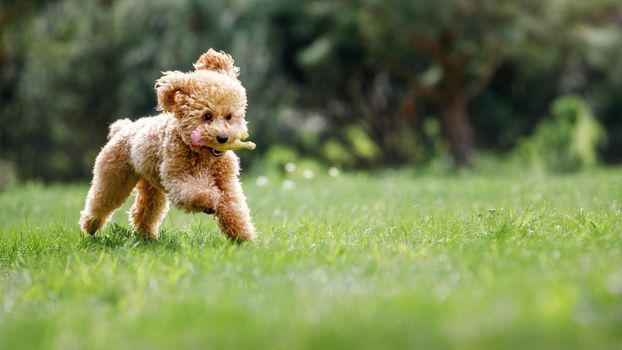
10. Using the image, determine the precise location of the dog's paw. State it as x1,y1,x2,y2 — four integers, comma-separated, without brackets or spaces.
79,212,104,235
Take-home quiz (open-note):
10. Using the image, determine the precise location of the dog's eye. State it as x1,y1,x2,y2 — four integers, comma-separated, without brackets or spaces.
225,114,232,120
203,113,213,121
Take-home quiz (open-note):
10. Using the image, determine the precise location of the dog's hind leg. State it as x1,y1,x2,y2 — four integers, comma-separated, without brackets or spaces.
79,141,139,235
129,179,169,239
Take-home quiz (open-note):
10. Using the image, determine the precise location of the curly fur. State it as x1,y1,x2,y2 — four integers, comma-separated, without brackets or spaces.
193,49,240,78
79,49,256,241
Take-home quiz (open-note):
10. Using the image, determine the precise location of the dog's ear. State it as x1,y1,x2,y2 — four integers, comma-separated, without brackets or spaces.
193,49,240,79
155,71,189,115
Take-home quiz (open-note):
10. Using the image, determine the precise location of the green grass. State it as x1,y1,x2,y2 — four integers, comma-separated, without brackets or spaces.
1,168,621,349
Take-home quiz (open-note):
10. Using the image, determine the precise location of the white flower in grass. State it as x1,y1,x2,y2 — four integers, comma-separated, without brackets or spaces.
302,169,315,179
282,179,296,190
284,162,296,173
256,176,269,186
328,167,340,177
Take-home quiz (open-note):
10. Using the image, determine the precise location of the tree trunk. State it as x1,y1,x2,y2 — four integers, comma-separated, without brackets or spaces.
443,95,473,167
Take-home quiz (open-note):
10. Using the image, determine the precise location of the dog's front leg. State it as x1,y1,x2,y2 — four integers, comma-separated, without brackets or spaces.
215,177,256,241
212,156,256,241
163,176,222,214
160,139,223,214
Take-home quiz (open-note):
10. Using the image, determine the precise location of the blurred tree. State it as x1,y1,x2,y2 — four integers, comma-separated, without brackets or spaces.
277,0,622,167
1,0,621,180
355,0,554,166
0,0,282,180
260,1,426,167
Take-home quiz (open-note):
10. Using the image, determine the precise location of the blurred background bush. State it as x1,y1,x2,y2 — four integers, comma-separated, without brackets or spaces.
1,0,621,183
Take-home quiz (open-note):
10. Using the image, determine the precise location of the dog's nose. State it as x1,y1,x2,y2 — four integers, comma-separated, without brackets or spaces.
216,135,229,144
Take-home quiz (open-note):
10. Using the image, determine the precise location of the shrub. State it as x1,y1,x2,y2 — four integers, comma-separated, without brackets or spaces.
513,95,606,172
0,159,17,191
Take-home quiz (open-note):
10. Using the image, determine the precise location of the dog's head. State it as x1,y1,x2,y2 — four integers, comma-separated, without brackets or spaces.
155,49,248,156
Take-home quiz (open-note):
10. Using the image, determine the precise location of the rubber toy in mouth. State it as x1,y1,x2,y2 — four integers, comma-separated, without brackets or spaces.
190,126,256,154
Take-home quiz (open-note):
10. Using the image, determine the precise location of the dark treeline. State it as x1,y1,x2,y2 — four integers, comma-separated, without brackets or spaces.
1,0,621,182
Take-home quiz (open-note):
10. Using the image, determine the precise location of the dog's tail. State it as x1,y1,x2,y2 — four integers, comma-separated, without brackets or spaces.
108,119,132,140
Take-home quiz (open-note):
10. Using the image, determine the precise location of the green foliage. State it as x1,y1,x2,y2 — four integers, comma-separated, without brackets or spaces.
513,96,606,172
1,0,622,180
0,159,17,191
1,0,281,180
1,170,622,348
320,126,381,168
345,126,380,160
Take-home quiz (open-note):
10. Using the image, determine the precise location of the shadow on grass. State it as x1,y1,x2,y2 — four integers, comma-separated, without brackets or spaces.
79,224,232,251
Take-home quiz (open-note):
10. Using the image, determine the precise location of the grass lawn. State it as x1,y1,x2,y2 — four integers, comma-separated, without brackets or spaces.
1,168,621,349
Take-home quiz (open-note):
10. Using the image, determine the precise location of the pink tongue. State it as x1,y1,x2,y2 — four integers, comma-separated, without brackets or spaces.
190,128,204,147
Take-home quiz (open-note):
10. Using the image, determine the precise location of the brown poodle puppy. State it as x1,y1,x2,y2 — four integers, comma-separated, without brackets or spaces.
79,49,256,241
